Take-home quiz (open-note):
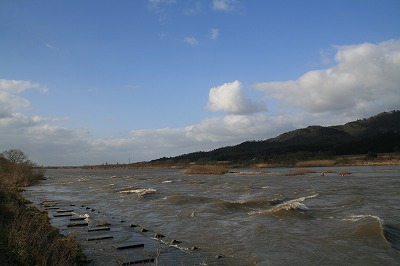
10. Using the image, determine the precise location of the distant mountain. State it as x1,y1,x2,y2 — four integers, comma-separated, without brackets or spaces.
152,111,400,164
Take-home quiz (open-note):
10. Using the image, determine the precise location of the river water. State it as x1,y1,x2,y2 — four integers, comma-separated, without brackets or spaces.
22,166,400,265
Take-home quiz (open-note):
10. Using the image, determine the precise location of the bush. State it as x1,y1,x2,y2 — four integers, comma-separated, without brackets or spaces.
0,149,45,187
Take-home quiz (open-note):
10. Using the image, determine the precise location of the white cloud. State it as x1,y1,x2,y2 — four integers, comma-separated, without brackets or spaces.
0,79,48,93
0,79,48,121
3,110,355,166
255,40,400,116
184,36,199,46
212,0,236,12
206,80,266,115
0,91,30,115
210,28,220,40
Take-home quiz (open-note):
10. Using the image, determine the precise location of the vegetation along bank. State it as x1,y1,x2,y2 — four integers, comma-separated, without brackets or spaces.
0,149,87,266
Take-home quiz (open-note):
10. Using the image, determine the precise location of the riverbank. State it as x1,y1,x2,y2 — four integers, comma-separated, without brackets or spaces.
0,186,88,265
78,152,400,171
0,149,87,265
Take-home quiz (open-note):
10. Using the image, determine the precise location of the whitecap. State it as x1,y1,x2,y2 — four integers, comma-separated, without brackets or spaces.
83,213,90,222
249,194,318,215
342,214,383,223
118,188,157,197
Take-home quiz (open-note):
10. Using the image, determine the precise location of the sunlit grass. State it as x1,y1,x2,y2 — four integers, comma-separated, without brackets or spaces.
295,160,337,167
182,165,229,175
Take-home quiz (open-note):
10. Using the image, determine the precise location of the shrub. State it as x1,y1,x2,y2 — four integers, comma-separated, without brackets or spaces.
0,149,45,187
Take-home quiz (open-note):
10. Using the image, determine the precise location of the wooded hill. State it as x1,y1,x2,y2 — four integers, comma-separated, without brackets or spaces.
152,111,400,164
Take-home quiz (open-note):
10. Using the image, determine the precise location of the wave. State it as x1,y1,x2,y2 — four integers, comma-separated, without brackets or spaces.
383,224,400,251
163,194,212,204
163,194,286,212
214,198,285,211
249,194,318,217
343,214,400,251
118,188,157,197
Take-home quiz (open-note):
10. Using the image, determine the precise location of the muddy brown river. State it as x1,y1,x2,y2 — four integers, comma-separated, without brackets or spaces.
22,166,400,265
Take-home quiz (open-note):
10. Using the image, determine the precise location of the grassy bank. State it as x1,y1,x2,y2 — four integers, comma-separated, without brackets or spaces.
79,152,400,172
0,188,87,265
0,149,87,265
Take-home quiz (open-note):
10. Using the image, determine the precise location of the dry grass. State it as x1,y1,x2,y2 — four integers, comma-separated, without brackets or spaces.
285,168,316,176
295,160,337,167
182,165,229,175
0,188,87,265
252,163,282,168
230,170,272,175
0,152,87,265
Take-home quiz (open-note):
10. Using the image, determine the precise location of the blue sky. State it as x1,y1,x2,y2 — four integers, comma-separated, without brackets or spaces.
1,0,400,166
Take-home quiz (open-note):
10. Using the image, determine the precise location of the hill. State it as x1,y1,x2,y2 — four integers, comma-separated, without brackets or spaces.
152,111,400,165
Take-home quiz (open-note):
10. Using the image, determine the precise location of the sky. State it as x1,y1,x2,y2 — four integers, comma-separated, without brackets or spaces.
1,0,400,166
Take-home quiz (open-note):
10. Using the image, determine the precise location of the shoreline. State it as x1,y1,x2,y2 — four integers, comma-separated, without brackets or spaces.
50,152,400,171
26,198,209,265
0,186,87,265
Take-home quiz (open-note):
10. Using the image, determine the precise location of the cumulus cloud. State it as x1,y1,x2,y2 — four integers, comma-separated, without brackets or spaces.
184,36,199,46
255,40,400,116
212,0,236,12
206,80,266,115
